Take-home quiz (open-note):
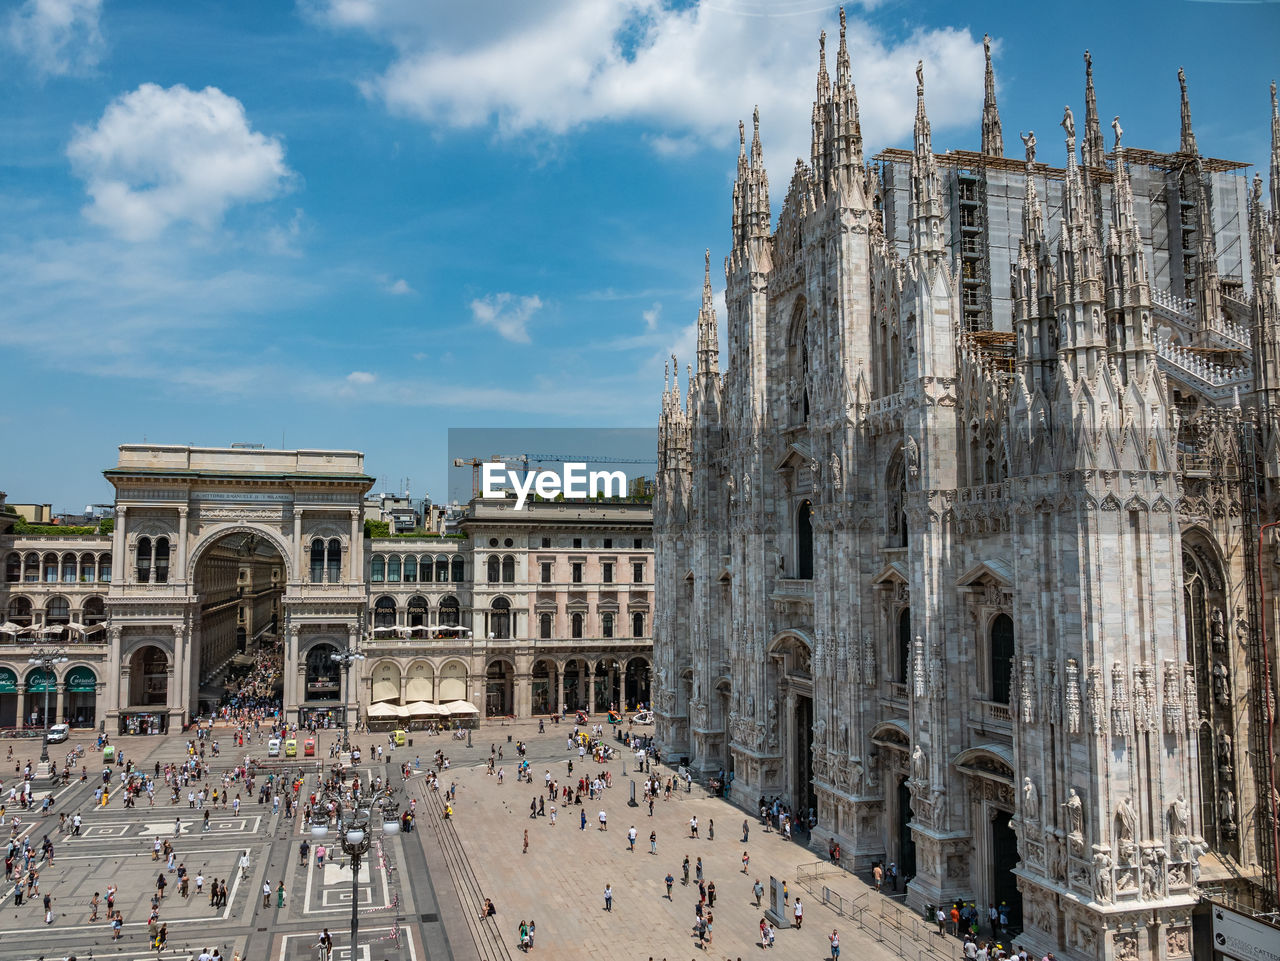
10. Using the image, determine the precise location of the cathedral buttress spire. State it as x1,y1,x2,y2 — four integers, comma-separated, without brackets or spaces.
909,61,944,268
1055,107,1106,382
1269,81,1279,245
1082,51,1105,169
696,249,720,378
1179,67,1198,155
732,107,771,254
1013,157,1054,393
980,35,1004,158
1249,174,1280,413
1104,121,1157,387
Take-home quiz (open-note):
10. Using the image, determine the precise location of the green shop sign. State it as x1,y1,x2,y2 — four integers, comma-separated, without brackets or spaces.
25,669,56,693
65,667,97,693
0,669,16,694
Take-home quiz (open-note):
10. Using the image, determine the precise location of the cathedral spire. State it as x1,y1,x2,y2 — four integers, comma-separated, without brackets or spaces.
909,60,944,267
1104,117,1157,386
980,34,1004,158
1082,50,1105,168
1249,173,1280,413
835,7,850,89
1055,104,1106,382
696,249,720,378
1179,67,1198,155
1269,81,1279,238
732,107,771,252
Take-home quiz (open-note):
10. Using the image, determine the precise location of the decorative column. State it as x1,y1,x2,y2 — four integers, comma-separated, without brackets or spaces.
347,625,361,725
54,682,65,725
349,510,362,584
176,506,189,585
557,667,566,716
106,627,123,726
285,626,300,722
293,508,303,582
172,624,188,728
112,506,127,584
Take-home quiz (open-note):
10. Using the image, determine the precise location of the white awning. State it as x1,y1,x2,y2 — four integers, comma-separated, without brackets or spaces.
367,702,406,719
405,701,441,715
443,699,479,715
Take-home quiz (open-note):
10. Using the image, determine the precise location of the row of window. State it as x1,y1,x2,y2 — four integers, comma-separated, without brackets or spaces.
4,552,113,585
6,595,107,625
372,595,463,628
539,560,646,585
369,553,464,584
522,537,646,550
538,611,645,639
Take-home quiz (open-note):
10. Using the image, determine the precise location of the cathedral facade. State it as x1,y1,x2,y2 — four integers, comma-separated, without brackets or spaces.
652,12,1280,961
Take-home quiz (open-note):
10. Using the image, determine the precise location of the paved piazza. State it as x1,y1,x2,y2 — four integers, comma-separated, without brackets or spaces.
0,720,968,961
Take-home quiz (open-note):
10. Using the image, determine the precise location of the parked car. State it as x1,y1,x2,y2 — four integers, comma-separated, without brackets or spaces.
632,711,654,725
267,738,281,757
47,723,69,743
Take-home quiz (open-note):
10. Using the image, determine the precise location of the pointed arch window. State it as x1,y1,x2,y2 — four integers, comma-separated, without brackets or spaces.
990,613,1014,705
796,500,814,579
897,607,911,684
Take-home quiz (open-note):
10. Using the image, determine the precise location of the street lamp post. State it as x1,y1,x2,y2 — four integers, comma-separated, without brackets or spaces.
310,783,399,952
330,649,366,755
28,648,68,773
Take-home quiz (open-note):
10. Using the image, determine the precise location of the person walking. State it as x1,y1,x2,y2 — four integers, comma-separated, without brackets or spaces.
276,880,285,907
523,829,528,855
753,878,764,906
742,818,749,842
830,929,841,958
628,825,637,851
742,850,750,873
649,830,657,855
682,855,690,885
708,818,714,840
664,872,674,899
793,896,803,929
263,881,271,909
603,883,613,912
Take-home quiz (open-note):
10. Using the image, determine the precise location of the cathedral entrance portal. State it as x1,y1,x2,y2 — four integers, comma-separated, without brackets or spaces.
991,810,1021,930
793,694,814,817
897,777,917,883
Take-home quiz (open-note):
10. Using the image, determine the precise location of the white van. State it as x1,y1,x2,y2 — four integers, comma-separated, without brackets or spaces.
48,723,70,744
267,737,281,757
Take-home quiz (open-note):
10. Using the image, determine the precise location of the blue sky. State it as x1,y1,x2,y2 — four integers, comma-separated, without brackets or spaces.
2,0,1276,511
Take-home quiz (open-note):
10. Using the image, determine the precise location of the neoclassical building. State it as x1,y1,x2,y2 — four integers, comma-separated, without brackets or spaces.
653,15,1279,961
0,446,653,733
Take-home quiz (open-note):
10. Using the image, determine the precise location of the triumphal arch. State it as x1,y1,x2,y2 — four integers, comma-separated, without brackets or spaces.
102,444,373,731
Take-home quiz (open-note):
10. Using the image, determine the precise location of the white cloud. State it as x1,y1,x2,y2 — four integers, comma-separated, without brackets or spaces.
346,370,377,385
310,0,986,176
7,0,103,77
386,278,414,295
642,302,661,331
469,292,541,343
67,83,295,241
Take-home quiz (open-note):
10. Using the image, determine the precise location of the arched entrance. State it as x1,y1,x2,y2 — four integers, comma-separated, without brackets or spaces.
24,666,57,728
123,645,171,734
486,659,514,716
405,662,434,702
768,631,815,813
305,644,341,702
562,659,587,712
897,777,917,882
438,660,467,702
371,660,402,704
0,668,17,727
191,529,286,719
65,665,98,727
593,658,621,712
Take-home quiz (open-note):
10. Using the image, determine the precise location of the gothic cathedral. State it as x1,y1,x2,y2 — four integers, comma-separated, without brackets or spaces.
653,11,1280,961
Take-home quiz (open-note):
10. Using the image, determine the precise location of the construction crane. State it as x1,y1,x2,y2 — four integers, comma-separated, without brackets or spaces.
451,455,530,496
526,454,655,465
